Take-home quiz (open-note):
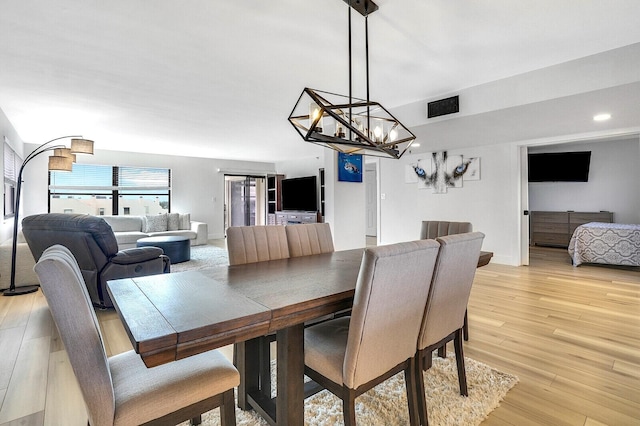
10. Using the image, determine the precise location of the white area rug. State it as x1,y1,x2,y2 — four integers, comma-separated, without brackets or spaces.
170,244,229,272
189,354,517,426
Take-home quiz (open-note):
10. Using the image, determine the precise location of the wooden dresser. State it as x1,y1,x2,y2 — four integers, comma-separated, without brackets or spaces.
530,211,614,247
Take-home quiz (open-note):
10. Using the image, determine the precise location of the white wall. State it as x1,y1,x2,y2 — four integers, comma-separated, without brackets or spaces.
378,144,522,265
275,156,323,179
528,138,640,224
21,147,276,240
276,152,367,251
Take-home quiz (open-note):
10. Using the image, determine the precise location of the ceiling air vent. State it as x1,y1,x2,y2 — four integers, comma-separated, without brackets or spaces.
427,95,459,118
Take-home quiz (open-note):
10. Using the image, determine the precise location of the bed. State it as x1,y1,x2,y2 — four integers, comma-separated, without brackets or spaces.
568,222,640,267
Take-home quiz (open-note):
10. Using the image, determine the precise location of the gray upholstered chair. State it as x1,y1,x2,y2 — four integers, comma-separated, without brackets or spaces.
285,223,334,257
22,213,169,308
420,220,474,341
34,245,239,426
226,225,289,265
415,232,485,426
303,239,441,426
420,220,472,239
225,225,291,406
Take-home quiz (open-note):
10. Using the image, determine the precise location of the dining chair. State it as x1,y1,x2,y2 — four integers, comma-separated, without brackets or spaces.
419,220,473,341
34,245,239,426
415,232,485,426
225,225,290,407
304,239,441,426
226,225,290,265
285,222,334,257
419,220,472,239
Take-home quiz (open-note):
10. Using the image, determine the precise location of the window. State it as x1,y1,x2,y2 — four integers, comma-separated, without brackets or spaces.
4,138,22,219
49,165,171,215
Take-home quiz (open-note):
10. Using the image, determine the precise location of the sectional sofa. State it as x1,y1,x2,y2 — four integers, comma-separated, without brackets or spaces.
101,213,208,249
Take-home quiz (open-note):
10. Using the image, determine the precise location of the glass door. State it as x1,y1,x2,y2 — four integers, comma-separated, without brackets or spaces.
224,175,266,229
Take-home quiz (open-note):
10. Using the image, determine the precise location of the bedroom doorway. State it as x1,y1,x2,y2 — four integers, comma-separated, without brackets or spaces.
224,175,266,229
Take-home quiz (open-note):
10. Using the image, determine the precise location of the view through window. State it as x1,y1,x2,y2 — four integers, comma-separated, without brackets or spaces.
49,164,171,215
3,138,21,219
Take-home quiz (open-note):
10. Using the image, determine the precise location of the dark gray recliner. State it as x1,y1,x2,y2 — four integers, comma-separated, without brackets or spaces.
22,213,170,308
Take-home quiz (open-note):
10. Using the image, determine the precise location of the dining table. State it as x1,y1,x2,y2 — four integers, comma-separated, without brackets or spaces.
107,248,493,426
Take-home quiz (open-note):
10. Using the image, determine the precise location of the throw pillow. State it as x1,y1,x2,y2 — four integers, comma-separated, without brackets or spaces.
179,213,191,230
167,213,180,231
145,214,168,232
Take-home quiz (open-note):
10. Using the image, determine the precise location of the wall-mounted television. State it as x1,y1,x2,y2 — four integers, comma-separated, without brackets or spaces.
281,176,317,212
528,151,591,182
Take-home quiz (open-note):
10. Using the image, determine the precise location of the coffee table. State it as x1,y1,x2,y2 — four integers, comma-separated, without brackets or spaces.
136,235,191,263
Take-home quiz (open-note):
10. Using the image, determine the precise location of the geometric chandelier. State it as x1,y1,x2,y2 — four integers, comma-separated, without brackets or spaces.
288,0,416,159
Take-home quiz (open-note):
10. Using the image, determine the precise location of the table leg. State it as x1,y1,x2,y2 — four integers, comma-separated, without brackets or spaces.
276,323,305,426
235,339,261,411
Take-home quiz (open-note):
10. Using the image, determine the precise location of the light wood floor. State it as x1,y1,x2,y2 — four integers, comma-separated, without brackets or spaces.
0,245,638,425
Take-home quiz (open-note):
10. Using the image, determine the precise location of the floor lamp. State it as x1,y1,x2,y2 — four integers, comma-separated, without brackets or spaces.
2,135,94,296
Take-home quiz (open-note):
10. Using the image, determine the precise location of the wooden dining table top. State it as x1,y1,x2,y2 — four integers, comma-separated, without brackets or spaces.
107,249,493,368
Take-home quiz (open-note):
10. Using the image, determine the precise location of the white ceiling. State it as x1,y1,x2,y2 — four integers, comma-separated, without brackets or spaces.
1,0,639,162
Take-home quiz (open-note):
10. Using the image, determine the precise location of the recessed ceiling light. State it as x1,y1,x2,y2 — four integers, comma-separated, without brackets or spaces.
412,143,421,147
593,113,611,122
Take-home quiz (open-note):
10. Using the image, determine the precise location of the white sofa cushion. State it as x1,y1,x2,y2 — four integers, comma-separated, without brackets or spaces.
103,216,143,232
115,231,149,246
148,230,197,239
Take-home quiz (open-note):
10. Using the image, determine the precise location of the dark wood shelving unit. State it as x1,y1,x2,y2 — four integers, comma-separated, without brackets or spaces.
266,174,284,225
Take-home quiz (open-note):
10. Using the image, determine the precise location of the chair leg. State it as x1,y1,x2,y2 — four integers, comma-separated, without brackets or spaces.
343,388,358,426
189,415,202,425
453,328,468,396
463,309,469,341
415,351,429,426
437,344,446,358
404,358,420,426
220,389,237,426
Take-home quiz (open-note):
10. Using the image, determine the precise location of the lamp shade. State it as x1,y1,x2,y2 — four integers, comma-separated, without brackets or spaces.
48,155,73,171
53,148,76,163
70,138,94,155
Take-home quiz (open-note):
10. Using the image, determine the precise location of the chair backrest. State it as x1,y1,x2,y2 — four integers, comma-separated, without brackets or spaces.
420,221,472,239
418,232,485,351
343,239,440,389
23,213,120,305
226,225,290,265
285,223,335,257
34,245,115,426
23,213,119,261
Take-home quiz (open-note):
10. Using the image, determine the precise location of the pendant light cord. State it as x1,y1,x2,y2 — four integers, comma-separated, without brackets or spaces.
348,2,353,141
365,8,370,137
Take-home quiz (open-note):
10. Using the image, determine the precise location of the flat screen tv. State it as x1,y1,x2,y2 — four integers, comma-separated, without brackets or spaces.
281,176,318,212
528,151,591,182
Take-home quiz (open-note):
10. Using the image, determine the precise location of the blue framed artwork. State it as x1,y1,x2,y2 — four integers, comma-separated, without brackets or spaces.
337,153,363,182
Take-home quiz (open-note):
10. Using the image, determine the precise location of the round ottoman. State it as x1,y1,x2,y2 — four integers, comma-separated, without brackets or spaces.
136,236,191,264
